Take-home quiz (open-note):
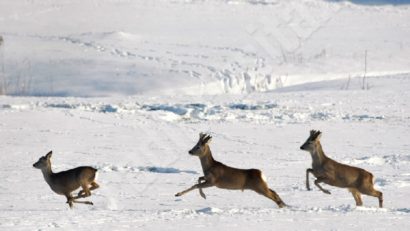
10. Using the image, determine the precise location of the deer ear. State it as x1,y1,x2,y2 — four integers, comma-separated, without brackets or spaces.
46,151,52,159
203,135,212,144
315,131,322,140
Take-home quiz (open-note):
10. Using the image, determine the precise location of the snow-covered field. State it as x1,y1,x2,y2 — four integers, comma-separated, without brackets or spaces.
1,0,410,230
1,0,410,96
1,76,410,230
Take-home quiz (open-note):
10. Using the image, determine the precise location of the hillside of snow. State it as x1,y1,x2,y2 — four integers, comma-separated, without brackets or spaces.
0,0,409,96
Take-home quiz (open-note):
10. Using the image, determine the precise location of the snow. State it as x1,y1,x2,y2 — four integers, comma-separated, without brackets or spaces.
1,0,410,96
0,0,410,230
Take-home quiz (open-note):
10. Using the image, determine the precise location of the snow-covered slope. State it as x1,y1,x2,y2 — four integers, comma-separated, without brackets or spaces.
0,0,409,96
0,0,410,230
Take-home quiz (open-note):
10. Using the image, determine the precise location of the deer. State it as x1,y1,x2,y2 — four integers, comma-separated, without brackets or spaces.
175,133,286,208
33,151,100,208
300,130,383,208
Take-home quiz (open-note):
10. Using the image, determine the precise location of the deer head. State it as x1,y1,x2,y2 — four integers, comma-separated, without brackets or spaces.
188,133,212,157
33,151,52,169
300,130,322,152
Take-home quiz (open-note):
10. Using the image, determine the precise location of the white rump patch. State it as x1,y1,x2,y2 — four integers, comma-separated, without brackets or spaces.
94,171,99,181
261,172,267,183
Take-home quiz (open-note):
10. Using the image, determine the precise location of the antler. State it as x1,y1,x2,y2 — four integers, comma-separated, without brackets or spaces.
199,133,212,144
310,130,322,140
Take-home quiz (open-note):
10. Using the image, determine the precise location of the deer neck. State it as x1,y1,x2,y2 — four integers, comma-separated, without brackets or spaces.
199,146,215,173
310,142,327,166
40,165,54,185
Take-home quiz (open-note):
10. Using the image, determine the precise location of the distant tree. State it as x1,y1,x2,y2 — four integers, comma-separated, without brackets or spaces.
0,36,5,94
362,50,368,90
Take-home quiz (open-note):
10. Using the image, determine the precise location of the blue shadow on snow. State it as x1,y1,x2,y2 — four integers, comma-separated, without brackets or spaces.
327,0,410,5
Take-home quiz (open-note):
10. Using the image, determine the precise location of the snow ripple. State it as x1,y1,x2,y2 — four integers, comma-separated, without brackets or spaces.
347,154,410,166
158,205,392,220
0,101,386,124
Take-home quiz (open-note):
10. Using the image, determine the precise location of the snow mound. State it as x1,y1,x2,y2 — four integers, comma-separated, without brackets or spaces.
196,207,224,215
1,91,393,124
98,164,197,174
347,154,410,166
138,166,198,174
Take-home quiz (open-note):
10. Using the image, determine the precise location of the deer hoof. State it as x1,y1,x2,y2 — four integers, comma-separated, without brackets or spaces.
324,190,331,194
200,193,206,199
175,193,181,197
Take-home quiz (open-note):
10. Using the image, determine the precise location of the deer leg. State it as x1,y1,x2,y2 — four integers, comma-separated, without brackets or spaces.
360,188,383,208
78,182,100,197
175,181,213,197
89,182,99,191
252,181,286,208
267,189,286,208
77,190,85,197
69,193,94,206
198,176,206,199
255,188,286,208
65,194,74,209
306,168,313,191
314,178,331,194
77,183,92,198
71,199,93,206
71,195,94,207
376,191,383,208
349,188,363,206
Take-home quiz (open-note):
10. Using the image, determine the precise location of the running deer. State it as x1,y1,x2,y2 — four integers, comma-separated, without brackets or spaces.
175,133,286,208
300,130,383,208
33,151,100,208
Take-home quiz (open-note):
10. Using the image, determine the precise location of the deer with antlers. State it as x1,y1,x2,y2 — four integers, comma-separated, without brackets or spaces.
175,133,286,208
33,151,100,208
300,130,383,208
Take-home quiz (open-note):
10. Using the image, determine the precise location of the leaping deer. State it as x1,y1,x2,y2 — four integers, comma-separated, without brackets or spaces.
33,151,100,208
175,133,286,208
300,130,383,208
